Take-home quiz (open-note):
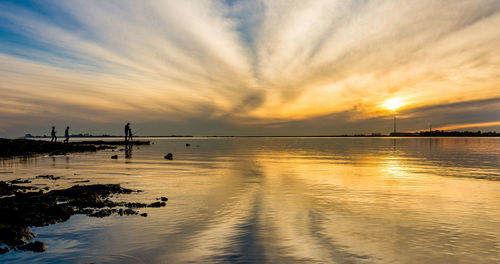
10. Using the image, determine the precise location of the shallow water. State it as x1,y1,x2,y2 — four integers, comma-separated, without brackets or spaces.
1,137,499,263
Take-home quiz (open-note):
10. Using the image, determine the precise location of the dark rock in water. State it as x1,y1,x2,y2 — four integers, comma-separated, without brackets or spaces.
10,179,31,184
0,247,10,254
0,181,166,253
0,181,34,196
148,201,166,207
89,208,116,218
0,180,166,253
18,241,47,252
111,155,118,159
140,213,148,217
164,153,173,160
186,143,190,147
117,208,138,216
73,180,90,183
0,225,35,246
36,175,60,180
123,202,147,208
123,209,138,215
160,197,168,202
0,181,14,195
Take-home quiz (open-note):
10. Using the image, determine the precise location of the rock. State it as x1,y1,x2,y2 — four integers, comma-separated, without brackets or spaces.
43,187,50,190
140,213,148,217
123,209,138,215
72,180,90,183
186,143,190,147
10,179,31,184
111,155,118,159
160,197,168,202
117,208,138,216
164,153,173,160
0,182,36,196
0,181,160,254
18,241,47,252
0,225,35,246
123,202,147,208
147,201,166,207
36,175,60,180
89,209,116,218
0,247,10,254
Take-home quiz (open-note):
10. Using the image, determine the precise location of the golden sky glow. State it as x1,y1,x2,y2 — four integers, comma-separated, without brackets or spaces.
0,1,499,136
383,98,405,112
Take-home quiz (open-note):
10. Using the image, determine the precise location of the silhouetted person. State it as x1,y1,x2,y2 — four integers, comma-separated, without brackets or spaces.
124,123,130,142
128,128,133,142
51,126,57,142
64,126,70,143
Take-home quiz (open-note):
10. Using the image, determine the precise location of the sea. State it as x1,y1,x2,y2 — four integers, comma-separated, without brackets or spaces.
0,137,499,263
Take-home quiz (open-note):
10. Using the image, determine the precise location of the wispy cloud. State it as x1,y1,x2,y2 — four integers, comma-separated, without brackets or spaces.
0,0,499,135
434,121,500,131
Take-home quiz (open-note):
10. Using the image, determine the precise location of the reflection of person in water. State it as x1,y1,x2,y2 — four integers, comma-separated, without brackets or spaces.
64,126,70,143
124,123,130,142
51,126,57,142
125,144,132,159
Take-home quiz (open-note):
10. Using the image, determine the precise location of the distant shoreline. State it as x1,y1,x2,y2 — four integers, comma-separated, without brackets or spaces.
16,130,500,139
21,135,500,139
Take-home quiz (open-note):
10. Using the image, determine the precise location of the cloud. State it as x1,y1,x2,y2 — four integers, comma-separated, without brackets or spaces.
0,0,499,136
434,121,500,131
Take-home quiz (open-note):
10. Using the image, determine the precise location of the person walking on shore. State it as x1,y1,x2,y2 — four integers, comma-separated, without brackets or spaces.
64,126,70,143
51,126,57,142
124,123,130,142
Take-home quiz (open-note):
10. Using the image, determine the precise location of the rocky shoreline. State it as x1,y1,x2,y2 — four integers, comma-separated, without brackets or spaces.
0,138,150,158
0,138,165,255
0,179,167,254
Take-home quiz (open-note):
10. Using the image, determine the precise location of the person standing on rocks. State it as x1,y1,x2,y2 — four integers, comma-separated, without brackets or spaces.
51,126,57,142
124,123,130,142
128,127,133,142
64,126,70,143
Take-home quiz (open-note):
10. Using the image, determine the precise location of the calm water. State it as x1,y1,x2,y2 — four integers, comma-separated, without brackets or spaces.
1,137,499,263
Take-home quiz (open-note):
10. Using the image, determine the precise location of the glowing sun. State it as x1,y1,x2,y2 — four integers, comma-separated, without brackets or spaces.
383,98,405,111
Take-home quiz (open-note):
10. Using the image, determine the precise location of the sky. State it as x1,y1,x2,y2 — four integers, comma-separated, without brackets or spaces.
0,0,499,137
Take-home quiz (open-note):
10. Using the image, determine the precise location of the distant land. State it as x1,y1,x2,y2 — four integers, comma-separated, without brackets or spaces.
22,130,499,139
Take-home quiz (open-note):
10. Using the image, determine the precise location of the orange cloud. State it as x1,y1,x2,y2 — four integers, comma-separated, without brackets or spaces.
434,121,500,131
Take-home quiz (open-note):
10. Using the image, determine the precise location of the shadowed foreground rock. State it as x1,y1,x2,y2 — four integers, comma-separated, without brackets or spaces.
0,181,166,254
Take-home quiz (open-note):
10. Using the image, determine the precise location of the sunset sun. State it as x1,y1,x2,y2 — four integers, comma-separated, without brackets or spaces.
383,98,405,111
